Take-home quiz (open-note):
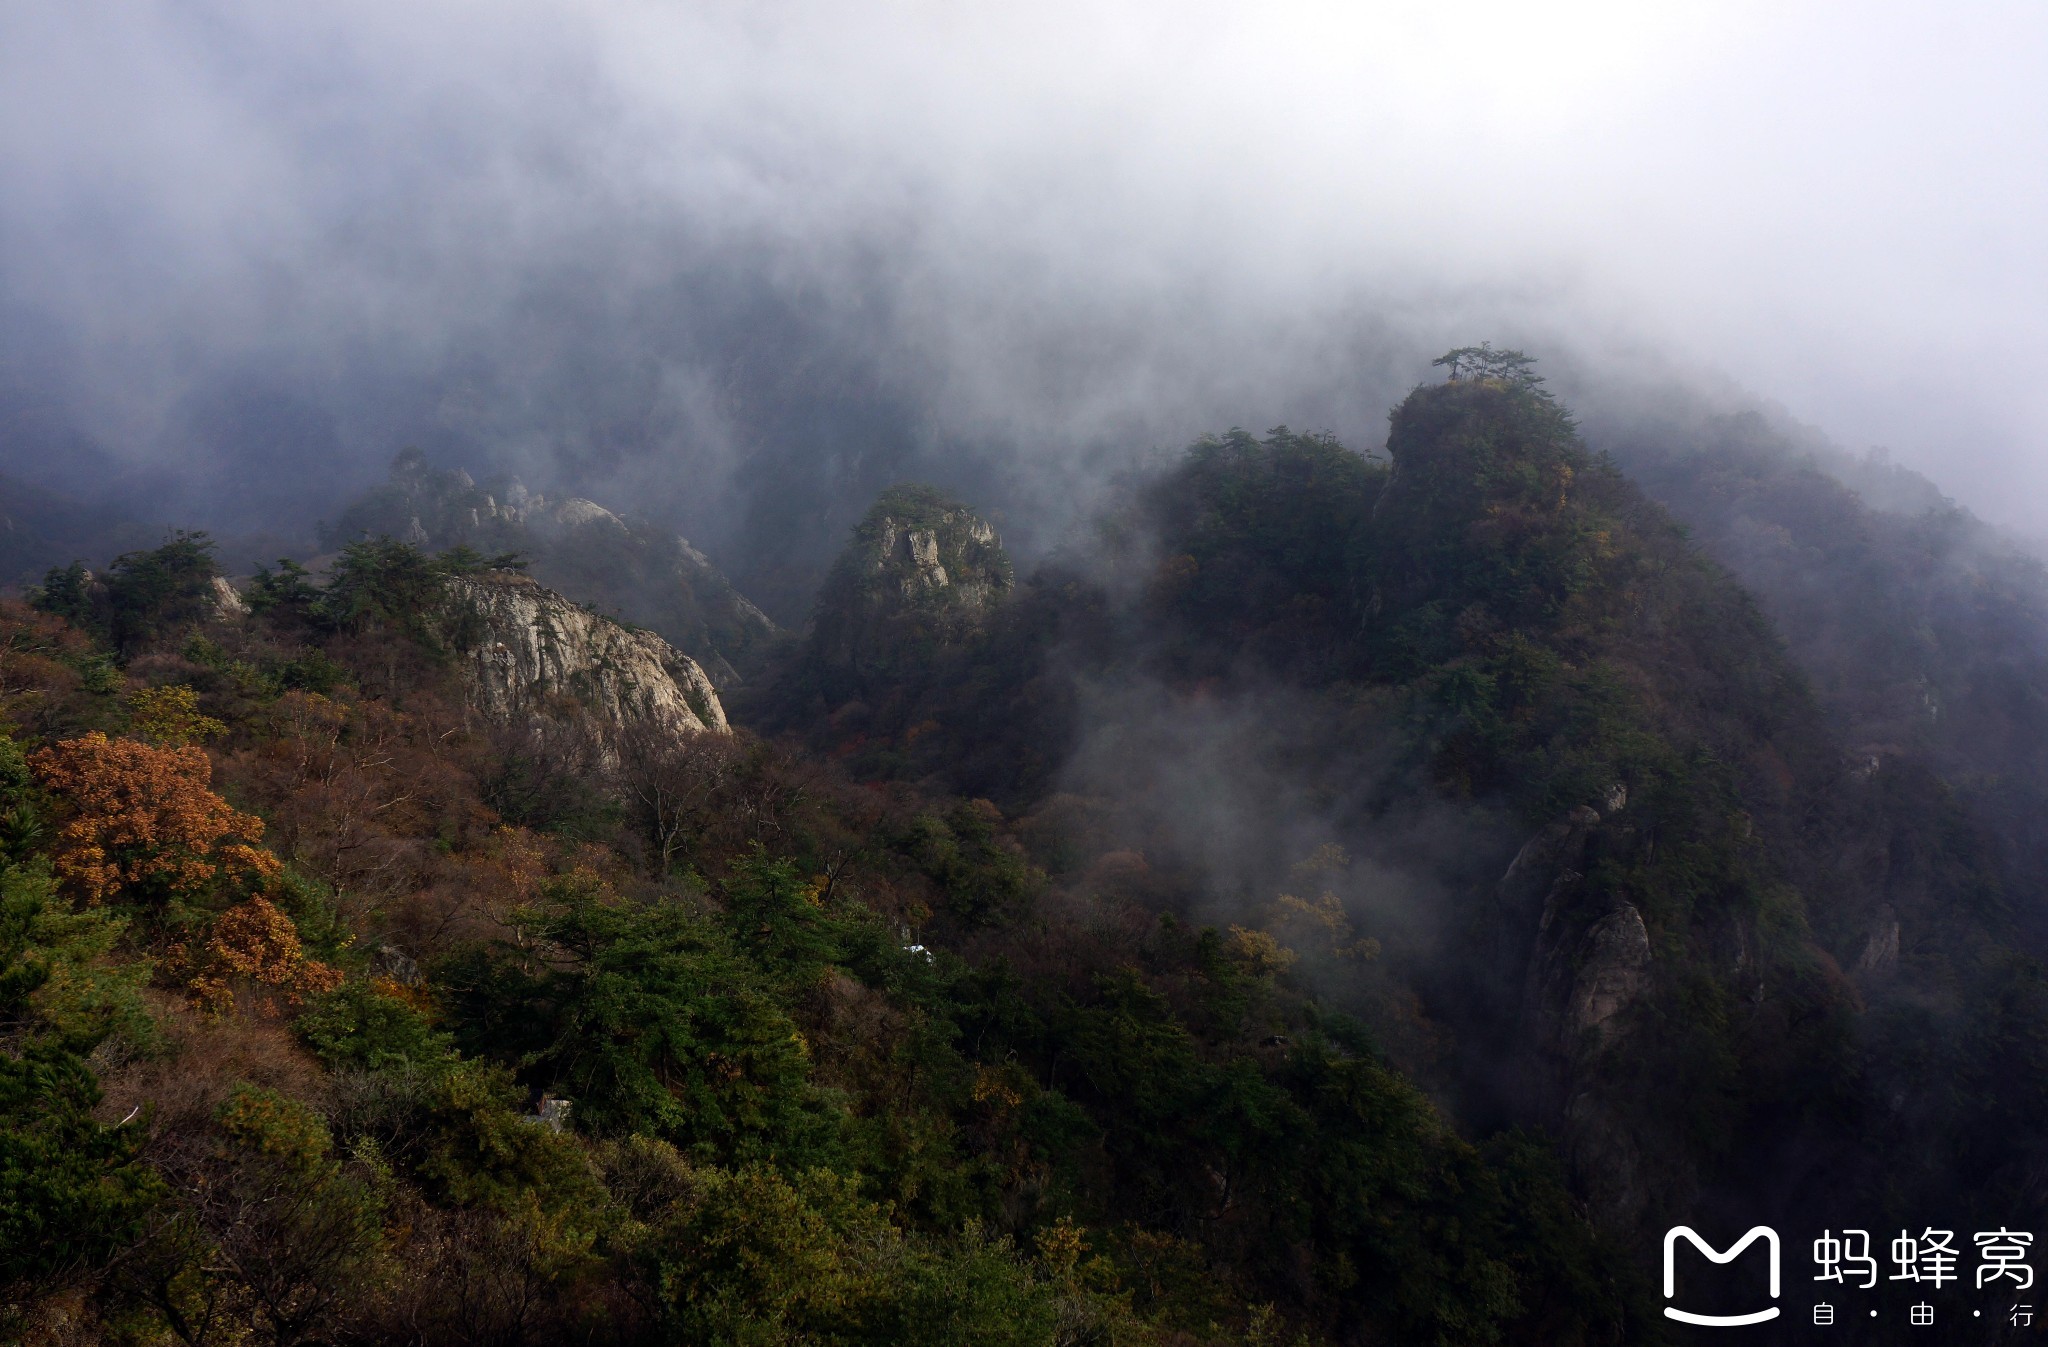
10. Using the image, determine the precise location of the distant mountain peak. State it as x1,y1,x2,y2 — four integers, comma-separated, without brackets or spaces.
798,485,1013,698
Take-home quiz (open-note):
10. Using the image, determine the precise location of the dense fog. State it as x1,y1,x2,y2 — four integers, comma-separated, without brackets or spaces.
4,1,2047,604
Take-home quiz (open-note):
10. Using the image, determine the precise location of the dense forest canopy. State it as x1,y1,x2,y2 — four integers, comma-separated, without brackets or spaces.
4,358,2048,1346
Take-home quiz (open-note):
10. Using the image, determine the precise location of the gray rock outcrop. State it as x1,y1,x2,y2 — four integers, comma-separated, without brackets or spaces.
1503,807,1662,1231
803,485,1014,698
448,573,728,740
326,450,776,684
1568,905,1652,1033
866,510,1007,607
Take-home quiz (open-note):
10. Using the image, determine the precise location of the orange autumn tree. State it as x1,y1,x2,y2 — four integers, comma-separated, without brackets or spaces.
184,896,343,1013
30,731,282,912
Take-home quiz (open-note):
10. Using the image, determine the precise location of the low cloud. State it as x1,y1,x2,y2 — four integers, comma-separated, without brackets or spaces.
3,1,2044,590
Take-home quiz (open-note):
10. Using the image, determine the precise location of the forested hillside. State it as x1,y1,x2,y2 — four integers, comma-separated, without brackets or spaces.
1601,408,2048,949
761,354,2048,1335
0,517,1646,1341
9,355,2048,1346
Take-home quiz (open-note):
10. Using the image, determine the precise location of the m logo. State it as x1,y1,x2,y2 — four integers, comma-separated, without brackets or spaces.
1664,1226,1781,1326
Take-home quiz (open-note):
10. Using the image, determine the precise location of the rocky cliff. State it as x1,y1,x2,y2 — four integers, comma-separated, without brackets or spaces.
328,450,776,684
803,484,1013,695
447,572,728,740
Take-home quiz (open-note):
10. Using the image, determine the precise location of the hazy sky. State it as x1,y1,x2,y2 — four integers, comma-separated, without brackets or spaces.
3,1,2045,549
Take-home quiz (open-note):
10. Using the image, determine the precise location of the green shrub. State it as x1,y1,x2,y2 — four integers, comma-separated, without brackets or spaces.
298,979,454,1072
0,865,163,1293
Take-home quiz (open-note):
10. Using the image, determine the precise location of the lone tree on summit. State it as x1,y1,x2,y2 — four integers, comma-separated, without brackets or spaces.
1432,342,1544,387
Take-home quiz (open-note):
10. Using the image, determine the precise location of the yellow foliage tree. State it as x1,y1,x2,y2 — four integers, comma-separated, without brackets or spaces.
126,684,227,747
30,731,281,907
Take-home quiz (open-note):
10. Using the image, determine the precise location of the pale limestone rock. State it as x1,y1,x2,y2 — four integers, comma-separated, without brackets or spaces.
448,573,728,739
207,575,249,620
334,456,776,684
551,497,625,530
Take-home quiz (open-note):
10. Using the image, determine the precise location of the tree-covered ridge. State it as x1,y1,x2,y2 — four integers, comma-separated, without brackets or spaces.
15,354,2048,1346
0,503,1645,1339
1606,406,2048,950
1131,378,2048,1244
765,359,2048,1280
1129,390,1869,1225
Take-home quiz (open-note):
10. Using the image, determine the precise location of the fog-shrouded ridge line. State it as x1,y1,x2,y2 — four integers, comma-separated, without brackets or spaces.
1586,399,2048,947
7,3,2048,559
762,364,2048,1248
322,449,778,687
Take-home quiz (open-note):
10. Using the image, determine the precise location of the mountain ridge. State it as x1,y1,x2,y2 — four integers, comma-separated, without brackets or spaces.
322,449,777,686
9,363,2048,1346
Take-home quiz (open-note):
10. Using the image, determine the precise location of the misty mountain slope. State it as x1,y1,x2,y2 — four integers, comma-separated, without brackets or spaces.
768,371,2048,1254
749,483,1104,800
1598,410,2048,945
0,469,161,588
324,449,778,684
0,530,1663,1347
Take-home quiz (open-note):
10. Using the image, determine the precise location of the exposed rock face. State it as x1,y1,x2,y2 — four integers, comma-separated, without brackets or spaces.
327,450,776,684
866,510,1007,607
1568,906,1652,1033
804,485,1014,696
448,574,728,739
206,575,249,620
1503,806,1662,1230
834,486,1011,613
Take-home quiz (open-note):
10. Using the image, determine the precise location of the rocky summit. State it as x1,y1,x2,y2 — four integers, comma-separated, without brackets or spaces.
801,483,1013,696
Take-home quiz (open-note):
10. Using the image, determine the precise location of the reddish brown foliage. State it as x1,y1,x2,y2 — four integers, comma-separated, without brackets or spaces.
215,690,508,938
29,730,281,905
0,597,93,733
181,895,344,1013
93,991,330,1144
